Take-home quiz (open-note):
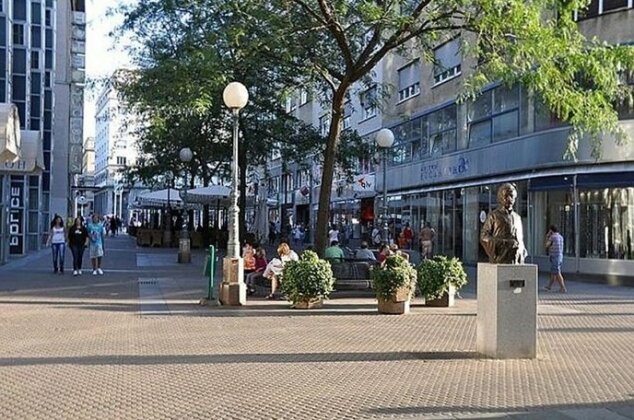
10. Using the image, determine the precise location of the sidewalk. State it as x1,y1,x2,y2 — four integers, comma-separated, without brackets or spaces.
0,235,633,419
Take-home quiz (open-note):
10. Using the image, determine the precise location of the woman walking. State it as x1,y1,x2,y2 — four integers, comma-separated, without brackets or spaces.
46,215,67,274
87,213,106,275
68,217,89,276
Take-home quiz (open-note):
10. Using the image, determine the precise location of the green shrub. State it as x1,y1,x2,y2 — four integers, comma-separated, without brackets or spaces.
416,256,467,301
281,250,335,304
371,255,417,301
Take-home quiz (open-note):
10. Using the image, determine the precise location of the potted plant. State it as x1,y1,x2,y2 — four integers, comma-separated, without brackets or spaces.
371,255,417,314
280,250,335,309
416,256,467,307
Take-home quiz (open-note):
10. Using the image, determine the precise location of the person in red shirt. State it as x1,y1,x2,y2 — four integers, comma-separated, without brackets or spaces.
403,222,413,249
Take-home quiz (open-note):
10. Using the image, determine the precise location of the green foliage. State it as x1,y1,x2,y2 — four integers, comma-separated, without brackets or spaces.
371,255,417,302
416,256,468,301
280,251,335,304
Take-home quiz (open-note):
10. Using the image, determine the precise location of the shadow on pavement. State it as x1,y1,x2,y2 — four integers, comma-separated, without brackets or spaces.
0,350,478,367
365,398,634,418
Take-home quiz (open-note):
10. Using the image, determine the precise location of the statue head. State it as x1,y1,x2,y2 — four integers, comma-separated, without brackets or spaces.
497,183,517,210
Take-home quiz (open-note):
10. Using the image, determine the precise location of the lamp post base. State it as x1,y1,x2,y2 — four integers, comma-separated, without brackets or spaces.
177,238,191,263
219,256,246,306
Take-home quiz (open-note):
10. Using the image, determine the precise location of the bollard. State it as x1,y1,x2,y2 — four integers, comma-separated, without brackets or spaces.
207,245,215,300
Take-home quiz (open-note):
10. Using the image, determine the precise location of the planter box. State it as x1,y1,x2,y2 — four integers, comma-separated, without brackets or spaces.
425,284,456,307
292,298,323,309
377,298,410,314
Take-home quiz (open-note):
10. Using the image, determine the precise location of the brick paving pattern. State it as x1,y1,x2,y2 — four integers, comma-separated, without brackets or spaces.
0,236,633,419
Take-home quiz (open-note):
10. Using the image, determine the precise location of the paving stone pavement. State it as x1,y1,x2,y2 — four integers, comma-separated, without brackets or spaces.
1,236,633,419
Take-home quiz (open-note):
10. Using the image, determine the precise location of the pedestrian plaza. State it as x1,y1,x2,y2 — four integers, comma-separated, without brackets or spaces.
0,236,633,419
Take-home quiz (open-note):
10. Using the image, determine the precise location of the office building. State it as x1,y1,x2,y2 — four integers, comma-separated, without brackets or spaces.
272,4,634,279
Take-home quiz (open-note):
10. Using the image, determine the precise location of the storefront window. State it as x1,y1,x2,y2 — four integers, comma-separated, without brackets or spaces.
579,187,634,260
530,179,576,257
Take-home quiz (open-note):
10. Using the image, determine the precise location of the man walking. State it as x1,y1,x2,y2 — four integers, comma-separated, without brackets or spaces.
419,222,436,259
544,225,567,293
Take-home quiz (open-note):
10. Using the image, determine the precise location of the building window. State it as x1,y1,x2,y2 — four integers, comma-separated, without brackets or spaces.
31,51,40,69
319,114,330,137
13,0,26,20
299,89,308,106
468,86,520,148
12,23,25,45
31,26,41,48
433,39,461,85
398,60,420,102
360,86,377,120
12,48,26,73
45,9,52,27
116,156,127,166
285,95,297,113
576,0,631,19
428,104,458,155
389,104,457,166
32,2,42,24
343,101,352,130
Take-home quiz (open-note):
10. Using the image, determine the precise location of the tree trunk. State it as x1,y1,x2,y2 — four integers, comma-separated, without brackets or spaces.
238,131,248,246
315,85,348,256
203,175,210,246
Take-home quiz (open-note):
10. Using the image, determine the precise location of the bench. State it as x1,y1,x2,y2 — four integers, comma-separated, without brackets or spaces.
248,259,376,297
329,260,376,290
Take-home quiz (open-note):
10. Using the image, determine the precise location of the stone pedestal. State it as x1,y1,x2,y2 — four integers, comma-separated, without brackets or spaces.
219,257,246,306
477,263,537,359
177,238,191,263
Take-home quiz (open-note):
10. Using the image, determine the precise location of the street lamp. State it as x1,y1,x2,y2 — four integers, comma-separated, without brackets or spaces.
220,81,248,306
376,128,394,244
178,147,193,263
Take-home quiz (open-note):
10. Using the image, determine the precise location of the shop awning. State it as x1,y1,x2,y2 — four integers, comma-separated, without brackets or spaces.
0,104,21,162
1,130,44,175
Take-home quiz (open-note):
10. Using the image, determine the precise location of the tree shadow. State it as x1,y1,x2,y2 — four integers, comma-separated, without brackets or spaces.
0,350,478,367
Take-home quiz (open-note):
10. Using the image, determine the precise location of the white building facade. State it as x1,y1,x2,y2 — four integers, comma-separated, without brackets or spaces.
93,74,137,222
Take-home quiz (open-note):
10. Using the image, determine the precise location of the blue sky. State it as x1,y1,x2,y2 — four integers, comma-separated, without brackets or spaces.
84,0,134,137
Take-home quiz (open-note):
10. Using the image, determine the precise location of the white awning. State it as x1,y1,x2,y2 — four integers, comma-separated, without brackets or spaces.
1,130,44,175
137,188,183,207
0,104,21,162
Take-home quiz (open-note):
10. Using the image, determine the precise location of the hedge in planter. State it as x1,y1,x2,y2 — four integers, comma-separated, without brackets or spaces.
416,256,467,303
371,255,417,303
281,250,335,308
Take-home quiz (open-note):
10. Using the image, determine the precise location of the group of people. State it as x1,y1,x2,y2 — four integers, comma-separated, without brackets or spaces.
371,222,435,258
46,213,107,276
242,241,299,299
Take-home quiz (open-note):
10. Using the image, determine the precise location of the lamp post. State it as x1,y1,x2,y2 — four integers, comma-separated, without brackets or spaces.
219,81,248,306
178,147,193,263
376,128,394,244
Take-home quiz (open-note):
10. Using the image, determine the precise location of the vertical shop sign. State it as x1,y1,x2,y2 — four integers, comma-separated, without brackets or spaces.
9,180,24,255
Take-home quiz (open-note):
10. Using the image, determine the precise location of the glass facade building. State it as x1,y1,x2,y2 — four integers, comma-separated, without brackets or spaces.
0,0,84,264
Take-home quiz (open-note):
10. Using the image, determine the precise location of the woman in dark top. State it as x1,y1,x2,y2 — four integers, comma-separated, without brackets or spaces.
68,216,89,276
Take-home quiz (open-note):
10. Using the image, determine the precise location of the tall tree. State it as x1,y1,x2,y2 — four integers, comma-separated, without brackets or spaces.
267,0,634,255
115,0,325,238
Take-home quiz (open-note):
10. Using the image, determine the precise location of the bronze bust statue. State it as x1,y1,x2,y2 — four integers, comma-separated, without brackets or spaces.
480,183,527,264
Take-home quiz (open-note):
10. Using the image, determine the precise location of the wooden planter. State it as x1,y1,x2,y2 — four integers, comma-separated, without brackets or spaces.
292,298,323,309
425,284,456,307
377,285,412,315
